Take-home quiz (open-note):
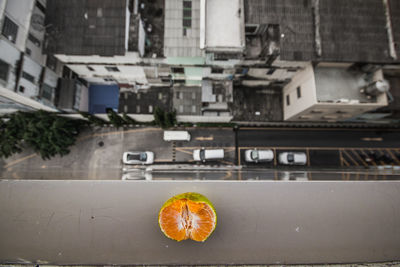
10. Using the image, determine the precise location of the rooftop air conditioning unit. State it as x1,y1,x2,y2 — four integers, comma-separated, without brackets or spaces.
361,80,390,96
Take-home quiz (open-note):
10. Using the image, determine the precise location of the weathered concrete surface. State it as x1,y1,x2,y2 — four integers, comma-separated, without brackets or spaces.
0,181,400,265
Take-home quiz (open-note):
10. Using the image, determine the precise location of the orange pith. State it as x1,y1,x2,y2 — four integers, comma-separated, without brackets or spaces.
159,198,216,242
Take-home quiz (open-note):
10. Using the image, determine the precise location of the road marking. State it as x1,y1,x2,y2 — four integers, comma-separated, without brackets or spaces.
195,136,214,141
174,147,193,155
386,149,400,165
220,160,234,165
4,153,37,168
239,146,400,150
341,156,350,167
222,171,232,179
224,147,236,153
78,127,162,141
350,149,368,167
361,137,383,142
339,150,344,167
154,159,173,162
239,127,400,131
342,149,359,166
359,149,377,166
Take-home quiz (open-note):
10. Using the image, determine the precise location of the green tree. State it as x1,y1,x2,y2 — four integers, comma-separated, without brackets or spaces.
153,107,177,128
154,107,166,128
106,108,125,128
122,113,137,125
0,110,86,160
79,111,109,126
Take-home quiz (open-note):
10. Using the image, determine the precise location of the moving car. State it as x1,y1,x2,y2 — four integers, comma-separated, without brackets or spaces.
245,149,274,163
278,152,307,165
193,148,224,162
122,151,154,165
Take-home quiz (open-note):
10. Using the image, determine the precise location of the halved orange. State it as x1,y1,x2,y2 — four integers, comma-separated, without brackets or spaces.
158,192,217,242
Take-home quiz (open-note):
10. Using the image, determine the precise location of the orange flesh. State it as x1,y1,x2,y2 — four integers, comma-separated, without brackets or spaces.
159,199,216,242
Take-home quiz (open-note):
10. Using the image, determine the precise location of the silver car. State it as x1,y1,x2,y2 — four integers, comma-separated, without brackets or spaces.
278,152,307,165
122,151,154,165
245,149,274,163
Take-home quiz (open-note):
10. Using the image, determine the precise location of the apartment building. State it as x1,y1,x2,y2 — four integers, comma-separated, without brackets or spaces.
0,0,59,114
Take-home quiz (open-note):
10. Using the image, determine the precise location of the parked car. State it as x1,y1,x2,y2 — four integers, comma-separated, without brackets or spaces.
123,151,154,165
278,152,307,165
193,148,224,162
245,149,274,163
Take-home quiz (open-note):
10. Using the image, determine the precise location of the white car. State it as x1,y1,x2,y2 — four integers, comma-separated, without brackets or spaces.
278,152,307,165
122,151,154,165
245,149,274,163
193,148,224,162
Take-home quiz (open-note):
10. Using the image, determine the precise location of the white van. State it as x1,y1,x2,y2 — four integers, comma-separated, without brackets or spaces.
163,131,191,141
193,148,224,162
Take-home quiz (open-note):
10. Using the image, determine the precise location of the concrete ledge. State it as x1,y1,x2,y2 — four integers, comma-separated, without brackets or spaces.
0,181,399,265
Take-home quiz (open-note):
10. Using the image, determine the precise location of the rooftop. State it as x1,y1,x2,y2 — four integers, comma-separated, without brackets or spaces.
200,0,245,52
45,0,127,56
315,66,376,103
164,0,203,57
244,0,400,63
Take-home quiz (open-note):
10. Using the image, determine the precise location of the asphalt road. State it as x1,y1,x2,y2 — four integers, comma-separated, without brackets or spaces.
1,127,400,180
238,128,400,148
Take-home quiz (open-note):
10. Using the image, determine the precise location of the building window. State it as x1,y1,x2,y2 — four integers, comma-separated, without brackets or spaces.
103,78,114,82
25,48,32,55
19,85,25,93
28,33,41,47
172,67,184,74
148,105,153,113
286,94,290,106
105,66,120,72
2,16,19,43
211,68,224,74
297,86,301,98
158,93,163,100
0,60,10,82
41,83,53,101
245,24,259,35
46,55,57,71
22,72,35,84
183,0,192,30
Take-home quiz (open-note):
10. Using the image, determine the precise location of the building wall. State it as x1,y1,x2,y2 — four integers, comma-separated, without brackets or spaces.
19,55,42,98
25,2,46,65
283,63,317,120
3,0,35,51
66,64,148,86
0,39,20,90
291,102,387,121
283,64,389,122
